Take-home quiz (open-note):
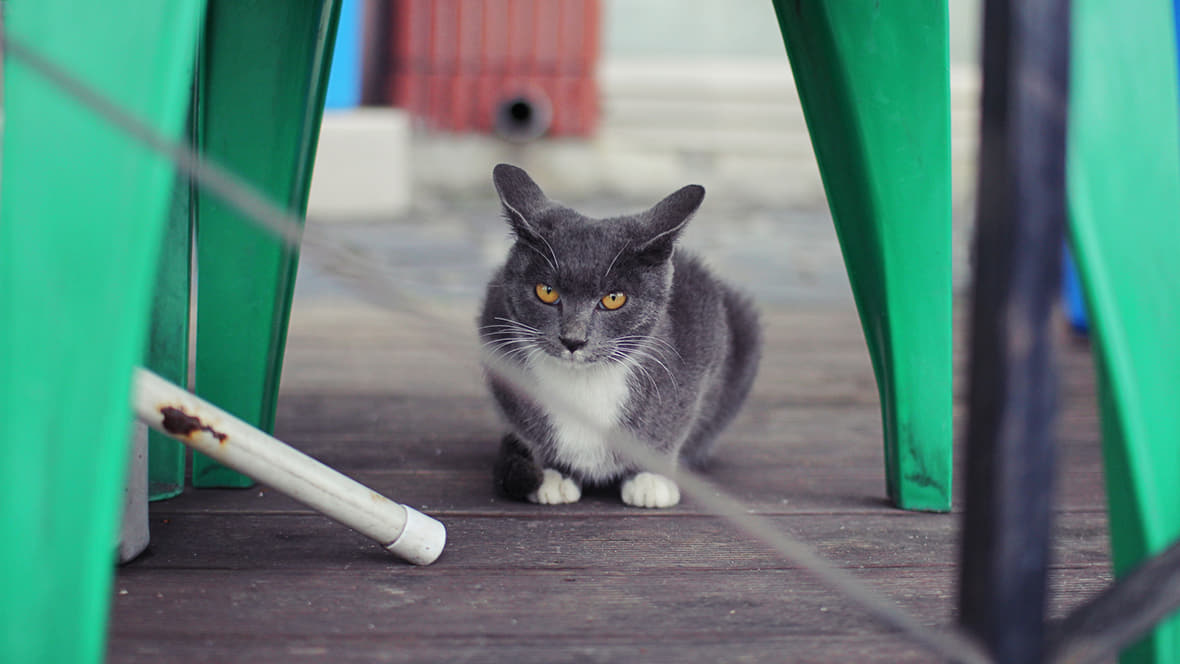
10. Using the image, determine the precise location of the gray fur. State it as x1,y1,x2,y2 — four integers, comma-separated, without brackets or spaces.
480,164,761,503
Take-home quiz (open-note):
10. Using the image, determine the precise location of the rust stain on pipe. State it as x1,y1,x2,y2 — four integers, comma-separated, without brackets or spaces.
160,406,228,443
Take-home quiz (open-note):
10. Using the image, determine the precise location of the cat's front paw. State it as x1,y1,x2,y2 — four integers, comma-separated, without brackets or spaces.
621,472,681,508
528,469,582,505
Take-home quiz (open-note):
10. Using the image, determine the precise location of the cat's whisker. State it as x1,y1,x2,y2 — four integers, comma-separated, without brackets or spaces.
622,355,662,402
483,334,534,349
480,329,534,338
482,330,532,342
483,343,539,366
480,329,531,338
613,334,667,351
523,347,545,369
480,323,535,332
616,334,682,361
493,316,539,331
607,343,666,401
612,338,680,378
644,338,683,360
485,338,539,356
504,349,538,364
485,343,534,357
480,325,541,340
623,347,680,393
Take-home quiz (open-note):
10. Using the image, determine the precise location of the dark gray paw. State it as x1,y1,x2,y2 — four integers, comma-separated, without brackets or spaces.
493,434,543,501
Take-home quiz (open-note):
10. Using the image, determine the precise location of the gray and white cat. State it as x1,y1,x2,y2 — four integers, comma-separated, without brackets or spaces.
479,164,760,508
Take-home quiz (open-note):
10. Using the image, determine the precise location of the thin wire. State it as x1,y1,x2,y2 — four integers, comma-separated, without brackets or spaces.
0,30,992,664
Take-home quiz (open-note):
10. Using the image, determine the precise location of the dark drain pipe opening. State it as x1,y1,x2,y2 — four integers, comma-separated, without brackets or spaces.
494,91,553,142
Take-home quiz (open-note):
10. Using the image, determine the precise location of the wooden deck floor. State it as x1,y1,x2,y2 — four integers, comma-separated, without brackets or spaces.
108,302,1111,663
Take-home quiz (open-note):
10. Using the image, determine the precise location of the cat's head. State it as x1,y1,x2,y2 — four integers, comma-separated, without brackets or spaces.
487,163,703,367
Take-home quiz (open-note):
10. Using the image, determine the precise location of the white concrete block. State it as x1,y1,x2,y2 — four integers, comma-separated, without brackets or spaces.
308,109,411,220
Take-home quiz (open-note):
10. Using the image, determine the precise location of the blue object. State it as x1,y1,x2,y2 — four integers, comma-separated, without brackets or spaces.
1062,246,1089,335
325,0,361,109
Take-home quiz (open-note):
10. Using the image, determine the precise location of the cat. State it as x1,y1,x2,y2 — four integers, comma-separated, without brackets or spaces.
478,164,761,508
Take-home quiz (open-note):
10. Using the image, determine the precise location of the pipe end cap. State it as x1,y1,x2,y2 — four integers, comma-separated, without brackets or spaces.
386,506,446,565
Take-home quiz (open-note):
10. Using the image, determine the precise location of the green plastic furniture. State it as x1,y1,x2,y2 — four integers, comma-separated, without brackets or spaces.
0,0,340,660
145,0,342,494
771,1,953,511
190,0,340,488
1068,0,1180,661
0,4,206,662
145,171,198,500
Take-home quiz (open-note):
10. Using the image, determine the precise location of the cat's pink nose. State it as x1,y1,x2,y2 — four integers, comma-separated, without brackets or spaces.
559,337,587,352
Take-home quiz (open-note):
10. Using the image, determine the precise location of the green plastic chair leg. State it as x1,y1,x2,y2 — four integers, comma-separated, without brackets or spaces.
191,0,341,487
147,166,196,502
1068,1,1180,661
0,3,205,662
771,1,953,511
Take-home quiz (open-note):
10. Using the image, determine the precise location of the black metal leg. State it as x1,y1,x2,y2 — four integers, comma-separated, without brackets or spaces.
957,1,1071,662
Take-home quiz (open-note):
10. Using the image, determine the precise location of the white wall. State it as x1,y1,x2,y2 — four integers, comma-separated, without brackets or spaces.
603,0,981,64
603,0,787,59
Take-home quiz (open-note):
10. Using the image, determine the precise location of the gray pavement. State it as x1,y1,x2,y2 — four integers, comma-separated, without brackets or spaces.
297,198,854,312
294,195,975,316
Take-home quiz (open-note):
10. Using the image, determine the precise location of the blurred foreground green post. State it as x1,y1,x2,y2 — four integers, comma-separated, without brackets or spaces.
1069,0,1180,661
0,2,206,661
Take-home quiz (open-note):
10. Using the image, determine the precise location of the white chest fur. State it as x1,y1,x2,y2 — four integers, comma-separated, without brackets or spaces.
528,356,631,481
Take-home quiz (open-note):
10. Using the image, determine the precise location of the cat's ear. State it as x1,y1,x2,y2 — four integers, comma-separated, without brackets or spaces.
635,184,705,264
492,163,550,239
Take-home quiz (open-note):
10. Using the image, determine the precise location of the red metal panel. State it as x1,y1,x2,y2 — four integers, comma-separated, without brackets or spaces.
534,1,560,74
575,76,598,137
474,73,495,132
506,0,533,73
457,0,484,75
482,0,511,74
579,0,600,73
430,0,459,75
556,0,584,75
551,75,573,136
386,0,600,136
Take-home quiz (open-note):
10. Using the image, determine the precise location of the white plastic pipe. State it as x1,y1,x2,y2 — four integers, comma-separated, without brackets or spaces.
131,368,445,565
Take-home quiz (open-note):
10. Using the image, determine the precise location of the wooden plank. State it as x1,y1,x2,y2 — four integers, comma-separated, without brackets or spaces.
105,635,959,664
271,396,894,473
270,393,1101,468
143,459,1110,518
129,510,1111,572
108,567,1105,646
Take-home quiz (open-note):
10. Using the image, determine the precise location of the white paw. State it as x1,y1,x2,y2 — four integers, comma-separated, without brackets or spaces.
528,469,582,505
621,472,681,508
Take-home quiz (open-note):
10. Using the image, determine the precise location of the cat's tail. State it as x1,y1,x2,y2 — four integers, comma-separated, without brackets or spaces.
493,433,544,500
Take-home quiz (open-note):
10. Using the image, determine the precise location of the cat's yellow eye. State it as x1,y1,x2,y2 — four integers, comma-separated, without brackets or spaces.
600,291,627,310
535,283,560,304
